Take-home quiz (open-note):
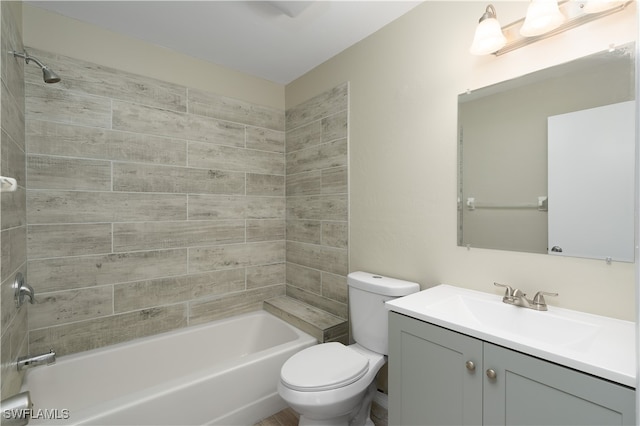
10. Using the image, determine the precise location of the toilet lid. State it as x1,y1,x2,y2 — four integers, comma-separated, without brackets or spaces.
281,342,369,392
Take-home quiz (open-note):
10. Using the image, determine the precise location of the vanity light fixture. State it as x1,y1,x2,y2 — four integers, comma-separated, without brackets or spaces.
582,0,627,13
470,0,633,56
469,4,507,55
520,0,566,36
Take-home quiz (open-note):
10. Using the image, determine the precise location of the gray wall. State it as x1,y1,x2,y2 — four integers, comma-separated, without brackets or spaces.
285,84,349,319
24,48,288,357
0,1,28,399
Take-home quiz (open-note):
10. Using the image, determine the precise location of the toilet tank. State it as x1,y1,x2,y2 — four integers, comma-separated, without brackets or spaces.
348,272,420,355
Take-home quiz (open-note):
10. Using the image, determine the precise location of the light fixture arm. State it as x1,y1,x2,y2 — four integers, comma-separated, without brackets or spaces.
479,4,498,23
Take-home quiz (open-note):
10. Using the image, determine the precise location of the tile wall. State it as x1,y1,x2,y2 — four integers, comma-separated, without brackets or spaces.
284,83,349,319
0,1,28,398
24,48,288,357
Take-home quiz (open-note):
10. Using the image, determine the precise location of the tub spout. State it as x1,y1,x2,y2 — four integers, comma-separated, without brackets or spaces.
17,349,56,371
0,391,33,426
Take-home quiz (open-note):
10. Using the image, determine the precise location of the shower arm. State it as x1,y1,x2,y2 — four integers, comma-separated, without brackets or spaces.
11,50,47,69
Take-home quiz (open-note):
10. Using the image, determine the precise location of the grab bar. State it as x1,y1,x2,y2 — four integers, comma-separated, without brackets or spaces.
466,196,548,211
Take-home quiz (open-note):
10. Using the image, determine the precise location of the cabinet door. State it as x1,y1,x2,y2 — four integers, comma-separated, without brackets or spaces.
389,313,483,426
483,342,636,426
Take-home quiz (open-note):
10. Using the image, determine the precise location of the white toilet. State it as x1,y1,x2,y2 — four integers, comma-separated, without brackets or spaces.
277,271,420,426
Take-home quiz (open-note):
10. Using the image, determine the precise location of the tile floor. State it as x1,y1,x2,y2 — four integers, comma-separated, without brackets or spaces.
254,401,388,426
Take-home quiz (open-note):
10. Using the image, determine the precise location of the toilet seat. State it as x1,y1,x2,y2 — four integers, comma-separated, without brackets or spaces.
280,342,369,392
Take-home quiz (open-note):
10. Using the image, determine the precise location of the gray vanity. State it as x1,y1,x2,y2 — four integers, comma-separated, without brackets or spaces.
386,285,636,425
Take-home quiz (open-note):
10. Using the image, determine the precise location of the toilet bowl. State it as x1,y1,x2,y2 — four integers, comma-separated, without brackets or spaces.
278,272,420,426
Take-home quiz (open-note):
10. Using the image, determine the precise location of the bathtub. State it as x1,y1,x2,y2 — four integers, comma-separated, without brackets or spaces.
21,310,316,425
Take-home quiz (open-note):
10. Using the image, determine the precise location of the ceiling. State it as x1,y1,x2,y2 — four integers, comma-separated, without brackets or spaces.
27,1,423,85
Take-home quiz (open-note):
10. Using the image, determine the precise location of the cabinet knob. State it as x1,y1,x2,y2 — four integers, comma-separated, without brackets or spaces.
486,369,497,380
465,361,476,371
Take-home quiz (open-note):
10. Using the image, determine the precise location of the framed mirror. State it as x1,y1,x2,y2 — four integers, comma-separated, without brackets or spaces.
457,43,636,262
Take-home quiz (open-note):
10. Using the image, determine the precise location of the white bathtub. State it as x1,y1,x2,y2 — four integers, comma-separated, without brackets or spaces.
21,310,316,425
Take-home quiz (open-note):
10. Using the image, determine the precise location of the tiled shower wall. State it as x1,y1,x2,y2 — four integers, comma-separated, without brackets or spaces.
285,84,349,319
0,1,28,398
24,48,288,357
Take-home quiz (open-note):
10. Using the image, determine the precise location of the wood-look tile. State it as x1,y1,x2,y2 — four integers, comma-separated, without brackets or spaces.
25,47,188,113
321,272,348,304
113,220,245,252
281,286,349,327
247,219,285,242
247,196,286,219
246,263,285,290
113,162,245,195
188,142,285,175
286,262,321,294
1,187,26,230
28,304,188,356
2,129,26,186
189,285,284,325
247,173,285,196
286,241,348,276
322,166,348,194
29,286,113,329
28,249,188,293
321,221,348,248
27,190,187,224
286,219,321,245
26,120,187,166
28,223,112,259
112,100,245,147
27,155,111,191
322,111,348,143
286,194,347,221
26,82,112,129
187,195,246,220
286,171,321,196
1,226,26,283
189,241,285,273
246,126,285,153
2,84,25,151
286,139,347,175
285,82,348,131
114,268,246,313
188,89,284,131
285,120,321,154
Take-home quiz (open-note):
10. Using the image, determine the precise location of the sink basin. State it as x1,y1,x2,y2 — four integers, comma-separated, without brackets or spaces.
427,294,600,347
385,284,635,387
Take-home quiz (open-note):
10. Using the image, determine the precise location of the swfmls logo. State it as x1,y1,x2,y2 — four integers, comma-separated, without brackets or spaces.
3,408,70,420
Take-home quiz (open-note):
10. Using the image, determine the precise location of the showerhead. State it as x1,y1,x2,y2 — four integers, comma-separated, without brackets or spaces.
41,67,61,84
10,50,61,84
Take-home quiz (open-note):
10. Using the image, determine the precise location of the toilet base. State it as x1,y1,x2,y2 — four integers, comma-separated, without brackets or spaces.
295,382,378,426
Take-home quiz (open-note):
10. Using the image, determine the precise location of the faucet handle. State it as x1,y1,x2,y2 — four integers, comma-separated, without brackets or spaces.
533,291,558,306
494,282,514,297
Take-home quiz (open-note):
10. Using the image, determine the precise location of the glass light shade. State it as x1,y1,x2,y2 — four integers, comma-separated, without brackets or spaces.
582,0,626,13
469,18,507,55
520,0,566,37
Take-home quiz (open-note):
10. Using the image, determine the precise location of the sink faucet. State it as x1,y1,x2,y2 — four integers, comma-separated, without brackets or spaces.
494,283,557,311
17,349,56,371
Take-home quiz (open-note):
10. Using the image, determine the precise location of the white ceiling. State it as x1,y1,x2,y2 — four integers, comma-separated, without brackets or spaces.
27,1,423,84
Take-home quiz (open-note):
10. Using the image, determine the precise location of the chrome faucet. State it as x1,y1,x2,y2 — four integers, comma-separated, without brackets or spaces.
17,349,56,371
494,282,557,311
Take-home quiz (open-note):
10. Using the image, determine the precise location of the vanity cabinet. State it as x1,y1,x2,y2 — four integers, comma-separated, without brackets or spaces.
388,312,636,426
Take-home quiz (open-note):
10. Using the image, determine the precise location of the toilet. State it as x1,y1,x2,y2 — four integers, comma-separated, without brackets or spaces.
277,271,420,426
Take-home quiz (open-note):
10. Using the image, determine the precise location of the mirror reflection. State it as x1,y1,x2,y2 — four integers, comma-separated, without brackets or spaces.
457,43,636,261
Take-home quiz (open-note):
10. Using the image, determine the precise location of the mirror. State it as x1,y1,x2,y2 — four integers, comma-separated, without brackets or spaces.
457,43,636,261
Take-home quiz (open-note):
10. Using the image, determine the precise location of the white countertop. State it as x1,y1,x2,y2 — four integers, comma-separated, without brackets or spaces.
386,284,636,388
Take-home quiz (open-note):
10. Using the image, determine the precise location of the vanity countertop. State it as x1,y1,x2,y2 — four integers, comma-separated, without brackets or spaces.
385,284,636,388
